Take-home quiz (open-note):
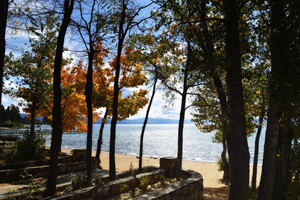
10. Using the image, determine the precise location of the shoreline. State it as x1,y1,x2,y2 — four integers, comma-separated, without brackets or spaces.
59,147,262,188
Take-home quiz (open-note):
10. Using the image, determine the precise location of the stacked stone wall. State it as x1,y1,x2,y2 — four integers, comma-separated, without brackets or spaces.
40,158,203,200
0,149,99,183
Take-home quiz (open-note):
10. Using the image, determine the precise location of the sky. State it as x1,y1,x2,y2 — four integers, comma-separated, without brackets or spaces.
2,0,195,121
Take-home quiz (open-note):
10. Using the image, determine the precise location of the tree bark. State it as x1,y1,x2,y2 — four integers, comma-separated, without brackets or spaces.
223,0,250,199
43,0,74,197
139,75,157,171
252,108,265,191
30,101,36,138
200,1,231,179
272,124,292,200
86,42,94,182
257,1,284,199
110,1,126,180
0,0,8,106
96,108,109,164
212,76,231,179
177,40,191,168
221,138,231,179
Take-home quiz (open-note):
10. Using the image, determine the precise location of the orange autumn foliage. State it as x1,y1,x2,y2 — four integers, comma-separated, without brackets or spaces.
93,43,149,120
36,63,101,133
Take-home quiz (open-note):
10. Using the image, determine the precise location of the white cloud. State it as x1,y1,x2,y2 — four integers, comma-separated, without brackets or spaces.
128,88,193,120
2,80,24,109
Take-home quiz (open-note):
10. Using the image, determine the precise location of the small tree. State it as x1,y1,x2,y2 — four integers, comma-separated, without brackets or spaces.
5,13,59,137
93,45,149,164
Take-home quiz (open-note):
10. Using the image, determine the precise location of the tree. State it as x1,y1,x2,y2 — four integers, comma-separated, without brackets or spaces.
43,0,74,197
223,0,250,198
36,63,101,135
5,13,58,137
93,44,148,165
127,32,164,171
108,0,153,181
258,0,300,199
70,0,110,182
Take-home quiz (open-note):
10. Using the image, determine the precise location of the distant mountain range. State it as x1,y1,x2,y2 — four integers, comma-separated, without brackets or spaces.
95,117,194,124
20,114,194,125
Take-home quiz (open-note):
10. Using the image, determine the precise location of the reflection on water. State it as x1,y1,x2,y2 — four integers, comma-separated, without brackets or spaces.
42,124,265,164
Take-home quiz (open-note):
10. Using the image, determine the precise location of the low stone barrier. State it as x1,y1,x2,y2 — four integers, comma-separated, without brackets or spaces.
0,149,99,183
40,158,203,200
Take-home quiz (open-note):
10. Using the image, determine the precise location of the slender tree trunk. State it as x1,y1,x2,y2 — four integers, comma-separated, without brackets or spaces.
223,1,250,199
258,1,284,199
0,0,8,107
110,0,126,181
139,76,157,171
252,108,265,191
58,132,62,152
43,0,74,197
96,108,109,163
212,76,231,179
30,102,36,137
201,1,231,179
221,138,231,179
272,124,292,200
86,45,94,182
177,40,190,168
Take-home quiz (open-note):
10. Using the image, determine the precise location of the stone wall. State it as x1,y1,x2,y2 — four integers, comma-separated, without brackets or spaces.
40,158,203,200
0,149,99,183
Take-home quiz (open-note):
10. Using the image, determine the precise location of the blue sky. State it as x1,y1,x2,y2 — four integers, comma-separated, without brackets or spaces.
2,0,194,121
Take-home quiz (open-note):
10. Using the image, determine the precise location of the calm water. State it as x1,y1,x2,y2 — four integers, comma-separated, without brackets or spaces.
42,124,265,165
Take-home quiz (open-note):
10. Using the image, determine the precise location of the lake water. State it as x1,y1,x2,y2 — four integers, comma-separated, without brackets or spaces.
42,124,265,165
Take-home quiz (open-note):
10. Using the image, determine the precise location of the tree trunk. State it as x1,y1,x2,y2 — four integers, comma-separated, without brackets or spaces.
177,40,190,168
212,76,231,179
58,132,62,152
30,102,36,138
272,124,292,200
86,44,94,182
43,0,74,197
221,138,231,179
257,1,284,199
139,75,157,171
0,0,8,107
252,108,265,191
223,0,250,199
109,0,127,181
201,1,231,179
96,108,109,164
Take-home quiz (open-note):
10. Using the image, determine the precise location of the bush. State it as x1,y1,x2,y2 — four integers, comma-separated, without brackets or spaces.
3,120,13,128
140,176,150,192
4,130,46,162
67,173,92,191
216,156,229,172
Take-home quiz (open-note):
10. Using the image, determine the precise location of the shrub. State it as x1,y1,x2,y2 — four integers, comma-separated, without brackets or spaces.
129,162,134,176
19,169,46,199
139,176,150,192
67,173,92,191
216,156,229,172
4,130,46,162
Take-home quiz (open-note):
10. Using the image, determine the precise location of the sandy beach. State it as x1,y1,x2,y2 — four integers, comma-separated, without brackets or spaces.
61,148,262,189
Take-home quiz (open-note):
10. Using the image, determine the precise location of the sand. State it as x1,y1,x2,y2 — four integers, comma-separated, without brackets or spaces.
61,148,261,188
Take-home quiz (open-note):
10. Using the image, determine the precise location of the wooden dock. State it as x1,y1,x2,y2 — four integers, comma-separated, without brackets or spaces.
0,129,52,136
0,129,85,136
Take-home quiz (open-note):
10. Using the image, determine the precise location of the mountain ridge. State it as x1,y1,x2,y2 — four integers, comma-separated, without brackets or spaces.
20,114,194,124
